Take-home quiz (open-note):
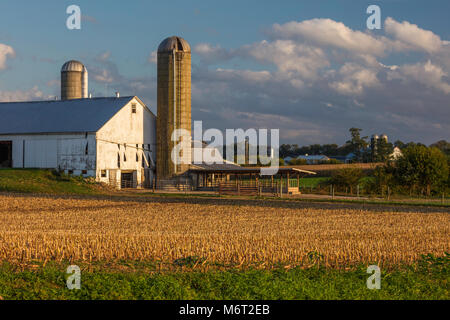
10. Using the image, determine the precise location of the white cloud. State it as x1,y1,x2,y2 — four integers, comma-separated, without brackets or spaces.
385,17,444,53
97,51,111,61
0,44,15,70
92,69,114,83
330,63,380,95
0,86,49,102
270,18,386,56
194,43,234,63
215,68,271,82
389,60,450,94
242,40,329,81
148,51,157,64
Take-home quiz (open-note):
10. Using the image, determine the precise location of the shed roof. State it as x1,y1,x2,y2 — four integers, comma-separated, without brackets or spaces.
189,163,316,175
0,96,145,135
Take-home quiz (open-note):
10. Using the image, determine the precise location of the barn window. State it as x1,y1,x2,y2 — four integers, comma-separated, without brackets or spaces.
101,170,107,178
131,103,137,114
82,170,87,175
68,170,74,175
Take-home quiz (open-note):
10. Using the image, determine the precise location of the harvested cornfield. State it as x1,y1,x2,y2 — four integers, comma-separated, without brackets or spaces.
0,194,448,267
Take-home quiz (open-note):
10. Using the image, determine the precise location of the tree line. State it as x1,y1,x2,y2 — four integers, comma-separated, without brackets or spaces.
280,127,449,164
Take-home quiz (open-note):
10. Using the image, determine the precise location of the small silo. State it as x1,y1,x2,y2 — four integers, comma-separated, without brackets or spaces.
61,60,88,100
156,36,192,179
370,134,379,158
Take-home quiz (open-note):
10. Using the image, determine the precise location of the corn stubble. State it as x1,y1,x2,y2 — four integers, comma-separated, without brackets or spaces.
0,195,448,267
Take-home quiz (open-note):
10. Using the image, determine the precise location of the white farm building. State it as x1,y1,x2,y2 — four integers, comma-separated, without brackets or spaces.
0,96,156,188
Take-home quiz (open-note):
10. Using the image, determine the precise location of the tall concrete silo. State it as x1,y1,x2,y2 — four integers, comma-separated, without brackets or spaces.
61,60,88,100
156,36,192,179
370,134,379,159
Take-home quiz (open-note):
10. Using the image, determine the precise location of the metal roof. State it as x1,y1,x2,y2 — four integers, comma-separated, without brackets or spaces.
297,155,330,161
0,96,140,135
158,36,191,53
189,164,316,175
61,60,86,72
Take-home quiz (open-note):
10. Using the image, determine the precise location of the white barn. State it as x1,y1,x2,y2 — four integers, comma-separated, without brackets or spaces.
0,96,156,188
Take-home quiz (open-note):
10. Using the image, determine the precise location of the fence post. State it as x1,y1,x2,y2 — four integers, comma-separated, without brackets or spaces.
332,185,334,199
237,182,240,196
442,192,445,204
357,185,360,198
280,180,283,198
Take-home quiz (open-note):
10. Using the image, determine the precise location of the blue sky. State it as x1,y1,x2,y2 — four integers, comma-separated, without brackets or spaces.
0,0,449,145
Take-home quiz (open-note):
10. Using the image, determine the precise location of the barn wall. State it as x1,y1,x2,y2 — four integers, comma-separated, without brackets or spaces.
0,133,96,176
96,97,156,187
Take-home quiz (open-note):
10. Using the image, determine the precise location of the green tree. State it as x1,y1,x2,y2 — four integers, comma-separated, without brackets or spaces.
429,140,450,156
395,145,448,196
375,139,394,162
368,164,396,195
346,128,368,162
330,168,364,194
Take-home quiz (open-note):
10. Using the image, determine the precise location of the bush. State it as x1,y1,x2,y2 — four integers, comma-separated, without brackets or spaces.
395,146,448,196
329,168,363,194
288,158,307,165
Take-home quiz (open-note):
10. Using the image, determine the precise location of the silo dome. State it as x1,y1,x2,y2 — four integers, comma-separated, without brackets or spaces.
61,60,85,72
157,36,191,53
61,60,88,100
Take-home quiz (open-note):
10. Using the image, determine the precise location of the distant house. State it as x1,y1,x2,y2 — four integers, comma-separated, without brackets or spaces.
390,147,403,160
284,154,331,165
297,154,330,164
344,152,356,163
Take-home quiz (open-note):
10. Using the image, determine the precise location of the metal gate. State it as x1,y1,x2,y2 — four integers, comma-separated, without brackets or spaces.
121,172,134,189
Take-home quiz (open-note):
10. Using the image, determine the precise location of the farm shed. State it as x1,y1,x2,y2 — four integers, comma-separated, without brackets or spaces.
0,96,156,189
188,164,316,195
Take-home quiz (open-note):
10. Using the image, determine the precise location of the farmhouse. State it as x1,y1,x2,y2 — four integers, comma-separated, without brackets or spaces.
0,96,156,188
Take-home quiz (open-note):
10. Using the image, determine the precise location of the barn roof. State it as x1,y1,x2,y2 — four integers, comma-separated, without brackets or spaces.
0,96,144,135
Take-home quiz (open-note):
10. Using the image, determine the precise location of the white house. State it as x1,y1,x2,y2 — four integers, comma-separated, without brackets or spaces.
390,146,403,160
0,96,156,188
